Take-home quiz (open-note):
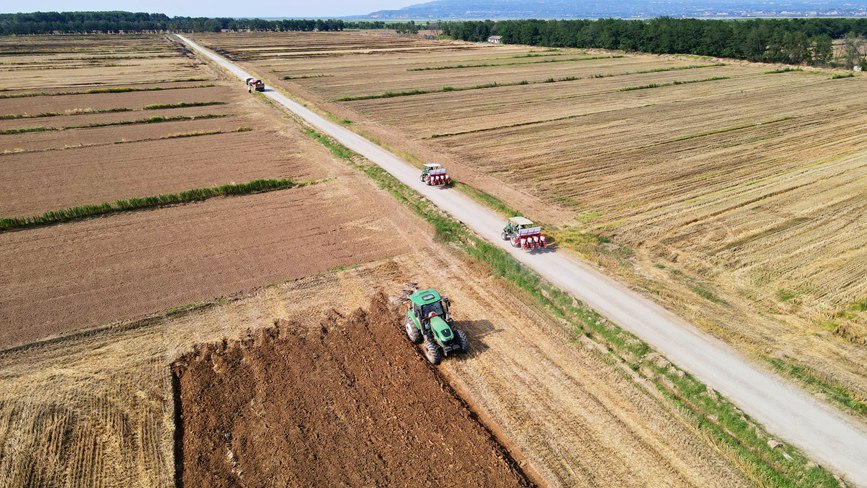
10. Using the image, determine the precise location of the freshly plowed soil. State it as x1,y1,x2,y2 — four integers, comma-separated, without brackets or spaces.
174,293,534,488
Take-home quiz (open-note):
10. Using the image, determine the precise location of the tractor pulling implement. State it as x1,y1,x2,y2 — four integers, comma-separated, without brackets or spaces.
402,287,469,364
502,216,547,250
245,77,265,93
421,163,451,186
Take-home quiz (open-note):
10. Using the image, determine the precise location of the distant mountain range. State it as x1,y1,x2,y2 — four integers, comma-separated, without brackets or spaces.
352,0,867,19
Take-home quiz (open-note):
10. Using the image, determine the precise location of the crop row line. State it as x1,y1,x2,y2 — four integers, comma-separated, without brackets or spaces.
406,55,623,71
338,63,725,102
0,127,253,157
0,101,226,120
0,178,295,231
0,83,216,99
280,74,331,80
619,76,730,91
0,114,229,135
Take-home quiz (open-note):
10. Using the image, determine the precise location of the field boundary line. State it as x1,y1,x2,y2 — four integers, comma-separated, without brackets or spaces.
0,178,306,231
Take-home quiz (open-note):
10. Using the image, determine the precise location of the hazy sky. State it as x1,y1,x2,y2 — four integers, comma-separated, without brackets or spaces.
1,1,420,17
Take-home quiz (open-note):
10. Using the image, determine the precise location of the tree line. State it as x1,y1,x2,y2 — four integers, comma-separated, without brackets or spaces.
443,18,867,66
0,12,350,34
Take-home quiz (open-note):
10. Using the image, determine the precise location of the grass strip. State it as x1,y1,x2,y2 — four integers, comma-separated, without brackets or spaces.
337,81,528,101
763,356,867,417
765,67,804,74
0,84,216,99
407,55,622,71
830,72,856,79
0,107,131,120
620,76,730,91
0,127,55,135
454,182,521,217
302,126,842,487
143,101,226,110
511,53,568,58
0,114,228,135
0,179,294,231
343,64,724,104
281,74,331,80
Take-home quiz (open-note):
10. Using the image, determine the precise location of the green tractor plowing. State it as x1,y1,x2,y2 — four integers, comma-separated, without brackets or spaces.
404,288,469,364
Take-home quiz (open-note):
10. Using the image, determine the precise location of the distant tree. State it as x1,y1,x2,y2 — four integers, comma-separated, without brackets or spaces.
811,35,833,65
842,32,865,68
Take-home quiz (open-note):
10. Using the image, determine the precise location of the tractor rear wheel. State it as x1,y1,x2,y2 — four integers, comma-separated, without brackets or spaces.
424,337,442,365
456,329,470,353
405,316,421,343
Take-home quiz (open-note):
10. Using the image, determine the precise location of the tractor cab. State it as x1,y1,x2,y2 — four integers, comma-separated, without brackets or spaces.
503,216,534,235
409,289,450,331
404,288,467,364
421,163,440,178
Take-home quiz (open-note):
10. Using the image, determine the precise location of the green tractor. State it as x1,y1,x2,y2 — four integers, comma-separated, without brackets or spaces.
404,288,469,364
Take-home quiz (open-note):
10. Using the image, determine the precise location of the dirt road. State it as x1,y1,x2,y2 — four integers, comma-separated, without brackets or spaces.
177,34,867,485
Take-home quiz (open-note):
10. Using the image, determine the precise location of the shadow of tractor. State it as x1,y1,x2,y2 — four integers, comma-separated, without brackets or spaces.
454,319,502,356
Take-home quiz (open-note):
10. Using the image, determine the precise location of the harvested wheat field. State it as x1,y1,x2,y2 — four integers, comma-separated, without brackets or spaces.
0,181,419,348
195,30,867,407
0,248,752,487
0,33,423,350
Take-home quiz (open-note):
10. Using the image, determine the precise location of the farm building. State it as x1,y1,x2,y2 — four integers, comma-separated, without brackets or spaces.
487,35,502,43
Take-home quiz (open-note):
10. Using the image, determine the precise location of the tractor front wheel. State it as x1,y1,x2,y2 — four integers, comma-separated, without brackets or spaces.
405,316,421,343
424,337,442,365
456,329,470,353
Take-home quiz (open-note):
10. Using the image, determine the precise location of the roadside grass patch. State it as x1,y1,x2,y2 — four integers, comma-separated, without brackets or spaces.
454,183,520,217
691,286,728,305
830,72,855,79
0,179,297,231
299,127,842,488
763,356,867,417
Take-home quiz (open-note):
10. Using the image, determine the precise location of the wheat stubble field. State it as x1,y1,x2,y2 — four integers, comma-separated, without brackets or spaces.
0,34,761,488
194,30,867,408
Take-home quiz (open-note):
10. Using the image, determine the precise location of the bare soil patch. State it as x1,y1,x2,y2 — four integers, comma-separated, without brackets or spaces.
175,293,534,487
